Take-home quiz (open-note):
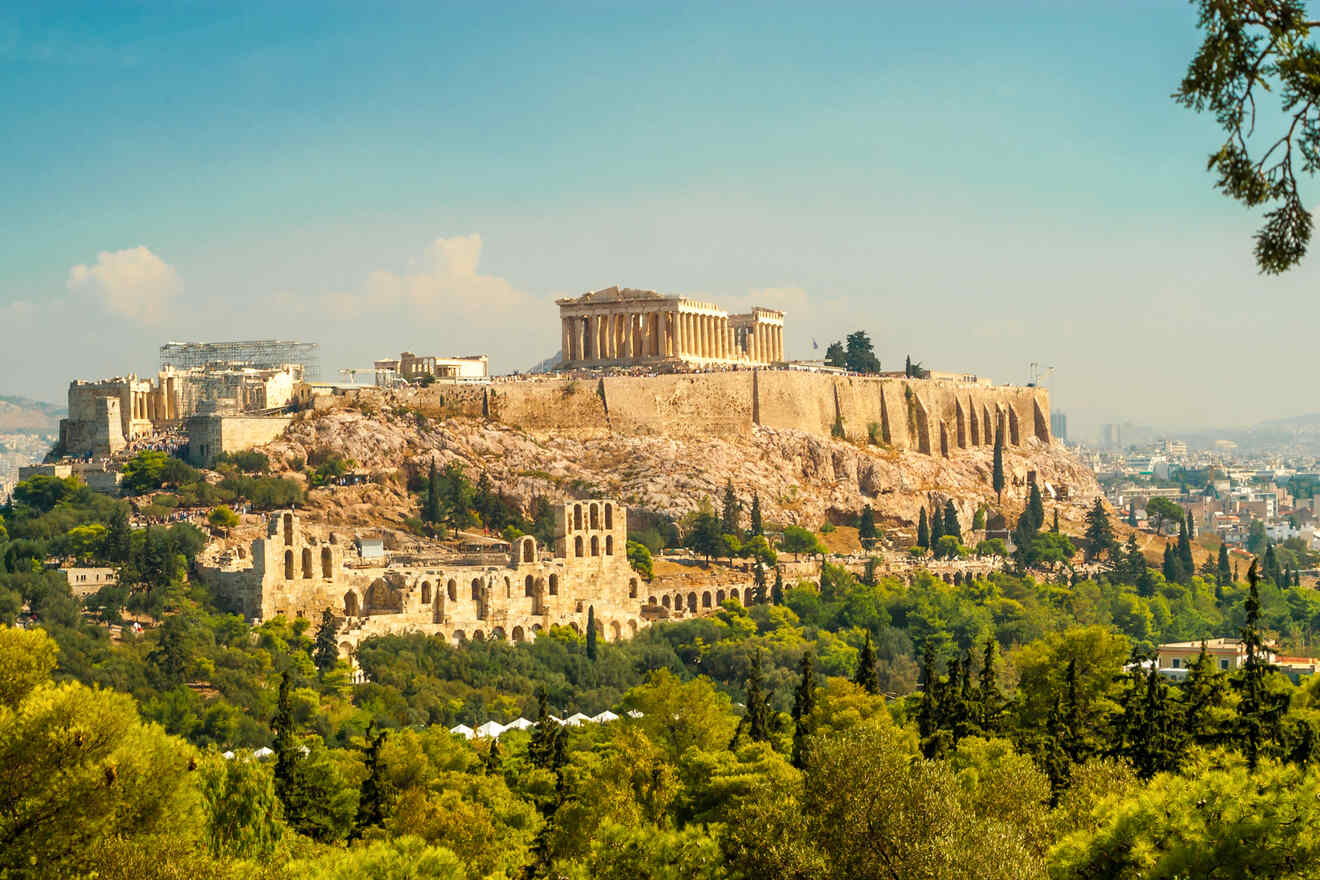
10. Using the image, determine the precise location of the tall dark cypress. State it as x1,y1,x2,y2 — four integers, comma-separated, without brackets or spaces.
721,480,740,537
1183,642,1227,747
1236,561,1288,771
312,608,340,673
943,500,962,543
423,457,443,525
1051,508,1060,534
1217,543,1232,585
528,691,568,780
752,561,767,604
750,493,763,537
1264,543,1279,585
585,606,598,661
992,432,1005,502
1162,543,1180,583
771,567,784,605
853,632,879,694
917,642,938,744
1027,483,1045,532
353,723,389,838
791,651,817,769
1177,518,1194,574
1062,658,1085,763
917,508,930,549
859,504,877,547
976,640,1003,735
930,504,945,546
741,652,773,744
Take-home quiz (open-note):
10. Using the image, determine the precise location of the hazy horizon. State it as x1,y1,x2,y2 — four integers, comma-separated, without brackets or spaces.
4,2,1317,430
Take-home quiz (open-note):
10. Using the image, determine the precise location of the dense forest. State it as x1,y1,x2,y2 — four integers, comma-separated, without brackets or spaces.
8,465,1320,877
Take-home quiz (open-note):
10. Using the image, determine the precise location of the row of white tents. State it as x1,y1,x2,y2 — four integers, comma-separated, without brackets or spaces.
449,709,640,740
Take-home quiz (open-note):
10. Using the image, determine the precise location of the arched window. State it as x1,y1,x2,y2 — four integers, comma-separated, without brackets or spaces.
573,504,583,530
512,626,525,643
452,630,466,644
702,591,712,608
301,547,313,579
344,591,359,617
575,536,584,557
687,592,697,612
604,503,613,529
283,513,293,545
716,589,725,603
447,579,457,602
589,503,600,529
605,535,614,555
662,595,671,608
590,536,599,556
609,620,621,640
647,595,657,605
421,582,432,604
284,550,294,580
730,588,740,603
525,575,535,597
471,578,482,600
321,547,332,579
629,578,638,599
522,537,536,563
549,574,559,595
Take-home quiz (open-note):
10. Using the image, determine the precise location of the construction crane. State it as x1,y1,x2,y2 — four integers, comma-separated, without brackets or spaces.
338,368,376,385
1027,362,1054,387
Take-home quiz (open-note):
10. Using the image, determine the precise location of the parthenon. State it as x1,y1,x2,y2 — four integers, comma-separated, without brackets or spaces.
556,286,784,367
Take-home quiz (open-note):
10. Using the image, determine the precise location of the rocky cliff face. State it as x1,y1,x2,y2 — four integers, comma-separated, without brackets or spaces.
259,408,1101,534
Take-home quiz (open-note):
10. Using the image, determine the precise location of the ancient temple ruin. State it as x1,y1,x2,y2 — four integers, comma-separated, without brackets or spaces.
556,286,784,368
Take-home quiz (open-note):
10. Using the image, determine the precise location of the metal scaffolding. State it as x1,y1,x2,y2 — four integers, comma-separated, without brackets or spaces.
159,340,321,379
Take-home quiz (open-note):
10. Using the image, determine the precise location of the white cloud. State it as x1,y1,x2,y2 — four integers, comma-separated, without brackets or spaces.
66,246,180,322
352,234,529,315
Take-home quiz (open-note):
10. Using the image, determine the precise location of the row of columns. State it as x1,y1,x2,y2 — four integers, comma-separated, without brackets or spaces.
562,310,784,364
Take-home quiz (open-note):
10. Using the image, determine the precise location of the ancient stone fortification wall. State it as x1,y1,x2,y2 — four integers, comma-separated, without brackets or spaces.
186,415,294,467
474,372,1049,454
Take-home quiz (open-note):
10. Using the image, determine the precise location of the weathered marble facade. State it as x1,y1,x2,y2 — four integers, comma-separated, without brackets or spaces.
556,287,784,368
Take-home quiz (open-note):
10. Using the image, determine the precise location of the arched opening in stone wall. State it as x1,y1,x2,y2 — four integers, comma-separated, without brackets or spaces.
629,578,638,598
702,591,712,608
344,591,360,617
730,588,740,603
605,535,614,555
504,577,511,598
549,574,559,595
421,582,432,604
521,537,535,563
591,536,599,556
604,503,613,529
532,624,542,634
661,595,671,608
365,579,399,615
647,595,657,605
338,641,352,658
512,626,525,643
569,621,581,634
628,620,637,635
452,630,466,644
573,504,583,530
532,578,545,615
525,575,535,597
302,548,313,579
284,550,294,580
447,579,457,602
687,592,697,612
575,536,584,557
472,629,484,641
609,620,621,640
492,627,506,640
283,513,293,545
321,547,333,579
471,578,482,600
716,589,725,603
589,503,600,529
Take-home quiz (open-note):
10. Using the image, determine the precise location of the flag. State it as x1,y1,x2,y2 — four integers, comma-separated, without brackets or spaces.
811,338,818,350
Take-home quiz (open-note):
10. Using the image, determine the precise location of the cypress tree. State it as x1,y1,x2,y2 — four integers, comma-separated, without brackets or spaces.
1084,498,1115,562
272,670,298,808
1027,483,1045,532
482,736,502,775
917,508,930,549
1127,501,1138,528
791,651,817,769
312,608,340,674
1051,507,1060,534
1162,543,1180,583
1183,642,1227,747
1217,543,1232,585
750,493,763,536
930,504,945,546
992,433,1005,502
976,640,1003,735
528,692,568,777
1264,543,1279,585
1177,518,1194,574
1236,561,1289,770
106,505,132,563
905,354,912,378
741,652,773,744
1043,696,1071,806
771,567,784,604
853,632,879,694
585,606,598,661
423,458,443,525
1123,534,1144,584
721,480,740,537
353,723,389,839
1062,658,1085,763
917,642,942,758
859,504,877,548
943,500,962,543
752,561,767,604
862,556,878,587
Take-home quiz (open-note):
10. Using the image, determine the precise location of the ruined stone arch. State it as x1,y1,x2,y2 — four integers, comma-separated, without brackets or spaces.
604,503,613,529
702,591,712,608
609,620,621,641
452,630,466,644
447,579,457,602
605,535,614,555
472,629,484,641
573,504,583,530
520,536,536,563
283,513,293,545
421,581,432,604
525,574,535,597
729,587,739,603
302,547,313,579
591,535,600,556
628,620,638,635
344,590,360,617
492,627,506,640
648,595,657,605
589,503,600,529
470,578,482,600
939,422,950,459
575,536,584,557
687,592,697,612
531,624,543,634
284,549,294,580
338,641,352,658
569,621,582,634
364,579,400,615
549,574,559,595
716,589,726,603
321,546,332,579
1033,398,1050,442
512,626,525,643
661,595,671,608
629,577,638,598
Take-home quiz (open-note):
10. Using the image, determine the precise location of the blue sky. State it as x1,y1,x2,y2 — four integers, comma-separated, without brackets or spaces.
0,2,1311,434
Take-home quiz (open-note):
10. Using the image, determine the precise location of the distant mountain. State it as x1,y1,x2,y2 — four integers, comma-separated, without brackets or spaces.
0,395,64,433
1256,412,1320,430
526,351,563,374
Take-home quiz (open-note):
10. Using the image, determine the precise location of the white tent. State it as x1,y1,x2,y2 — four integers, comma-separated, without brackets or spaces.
548,714,565,726
221,750,236,760
504,717,535,731
476,720,507,738
625,709,645,719
449,724,475,740
252,746,275,759
563,712,591,726
591,710,620,723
